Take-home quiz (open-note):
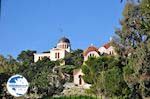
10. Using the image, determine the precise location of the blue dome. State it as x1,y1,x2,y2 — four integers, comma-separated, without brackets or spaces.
59,37,70,43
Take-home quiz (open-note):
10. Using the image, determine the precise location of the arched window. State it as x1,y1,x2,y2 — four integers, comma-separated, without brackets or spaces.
109,51,111,55
79,75,82,85
92,54,95,57
55,52,60,59
65,45,67,48
90,54,92,57
58,52,60,59
55,53,57,58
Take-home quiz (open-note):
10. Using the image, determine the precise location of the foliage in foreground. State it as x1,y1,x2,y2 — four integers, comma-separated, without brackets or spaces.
113,0,150,98
0,49,84,98
82,56,130,98
43,95,97,99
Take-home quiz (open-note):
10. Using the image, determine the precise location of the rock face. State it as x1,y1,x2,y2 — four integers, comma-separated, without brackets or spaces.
61,82,88,96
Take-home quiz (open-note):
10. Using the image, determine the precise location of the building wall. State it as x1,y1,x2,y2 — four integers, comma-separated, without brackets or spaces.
98,46,117,55
57,42,71,52
73,69,85,86
107,46,117,55
84,51,100,61
98,47,107,55
50,49,66,61
34,40,71,63
34,53,51,62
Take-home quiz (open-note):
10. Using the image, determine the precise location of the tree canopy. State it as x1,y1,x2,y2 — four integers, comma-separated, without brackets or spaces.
115,0,150,98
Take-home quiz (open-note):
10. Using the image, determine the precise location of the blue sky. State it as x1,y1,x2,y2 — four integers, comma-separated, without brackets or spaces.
0,0,126,57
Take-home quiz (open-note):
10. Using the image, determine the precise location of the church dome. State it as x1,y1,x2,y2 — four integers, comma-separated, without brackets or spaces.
58,37,70,43
83,46,99,56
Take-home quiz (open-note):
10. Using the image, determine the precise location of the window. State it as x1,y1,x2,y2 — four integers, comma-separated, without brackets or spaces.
79,75,82,85
55,53,57,58
110,51,113,55
58,52,60,59
65,45,67,48
90,54,92,57
109,51,111,55
55,52,60,59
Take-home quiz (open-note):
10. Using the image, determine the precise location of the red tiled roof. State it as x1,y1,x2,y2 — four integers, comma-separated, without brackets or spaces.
83,46,99,56
103,43,110,49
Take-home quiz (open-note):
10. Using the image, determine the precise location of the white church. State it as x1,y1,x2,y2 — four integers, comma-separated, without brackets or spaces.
34,37,71,62
73,39,117,87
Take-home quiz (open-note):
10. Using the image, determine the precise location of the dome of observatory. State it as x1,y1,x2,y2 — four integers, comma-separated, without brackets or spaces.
58,37,70,43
